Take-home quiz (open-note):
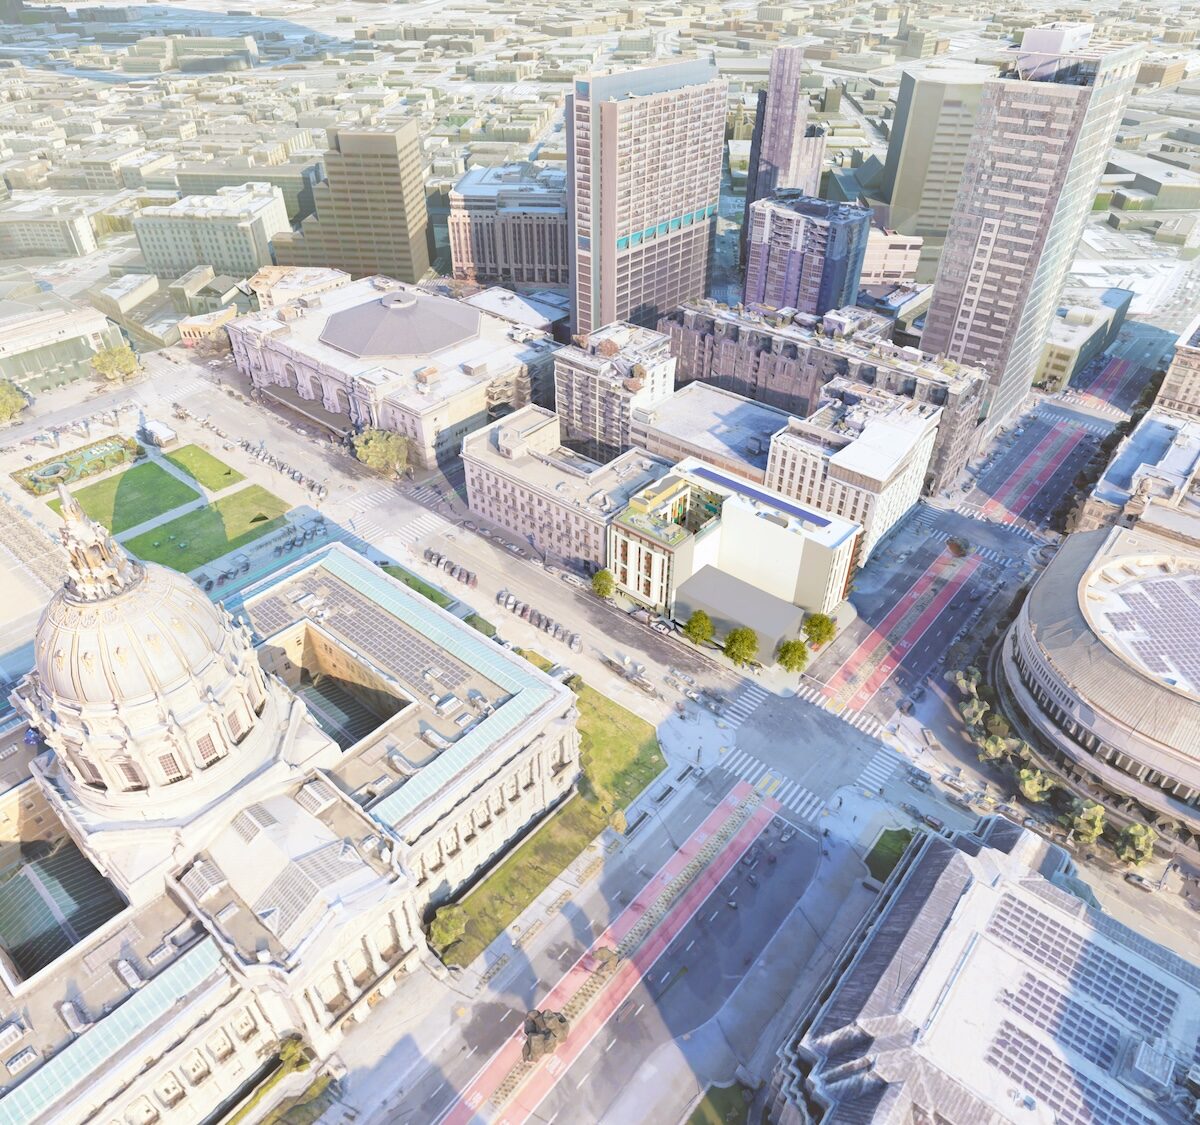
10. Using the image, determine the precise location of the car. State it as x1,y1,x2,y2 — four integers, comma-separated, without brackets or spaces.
726,898,738,909
569,634,583,653
899,802,921,818
923,814,945,831
497,589,509,605
780,826,795,843
1124,873,1154,892
464,521,476,531
747,873,759,887
545,565,559,576
910,686,925,701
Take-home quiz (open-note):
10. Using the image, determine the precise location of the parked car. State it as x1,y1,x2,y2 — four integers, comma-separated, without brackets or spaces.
923,814,945,831
569,634,583,653
1124,872,1154,892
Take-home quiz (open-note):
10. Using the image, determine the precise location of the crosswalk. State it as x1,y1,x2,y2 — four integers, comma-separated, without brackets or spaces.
1035,410,1111,436
724,682,769,727
169,377,207,398
855,748,904,791
344,486,396,515
976,545,1014,563
719,749,826,822
406,483,444,506
393,510,452,548
794,683,885,738
351,517,388,544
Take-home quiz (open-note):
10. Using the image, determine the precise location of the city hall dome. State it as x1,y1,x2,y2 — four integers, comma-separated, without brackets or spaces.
12,490,274,816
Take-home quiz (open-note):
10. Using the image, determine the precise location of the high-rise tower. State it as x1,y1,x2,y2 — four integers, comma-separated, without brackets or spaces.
568,60,726,334
921,26,1142,433
742,46,826,256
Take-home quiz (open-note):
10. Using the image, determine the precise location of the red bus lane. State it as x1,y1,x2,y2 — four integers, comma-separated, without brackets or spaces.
846,554,982,711
998,428,1087,523
441,783,770,1125
820,553,955,700
981,425,1072,519
507,801,779,1124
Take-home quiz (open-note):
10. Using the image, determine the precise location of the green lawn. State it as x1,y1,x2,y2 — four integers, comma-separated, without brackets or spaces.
465,613,496,638
865,827,914,882
123,485,289,572
381,565,455,609
48,461,199,534
688,1085,752,1125
164,443,245,491
435,681,665,966
517,647,554,671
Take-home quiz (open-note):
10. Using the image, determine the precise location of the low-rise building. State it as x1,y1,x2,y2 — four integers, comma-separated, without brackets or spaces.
659,299,987,494
1156,312,1200,419
553,321,676,461
0,292,123,392
764,388,939,559
462,405,672,571
448,163,569,288
609,458,860,628
0,195,98,258
228,276,559,464
175,157,326,222
771,815,1200,1122
246,266,351,310
1077,408,1200,532
134,183,290,280
631,382,790,485
1036,286,1132,391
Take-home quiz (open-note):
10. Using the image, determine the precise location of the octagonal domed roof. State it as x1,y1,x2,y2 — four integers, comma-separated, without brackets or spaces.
318,289,482,358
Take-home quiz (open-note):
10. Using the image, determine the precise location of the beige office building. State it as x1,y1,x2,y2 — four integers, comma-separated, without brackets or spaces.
274,125,430,284
879,64,993,238
462,405,671,570
860,226,923,285
553,321,676,461
1156,314,1200,418
133,183,290,279
764,391,940,559
922,26,1143,434
568,60,726,333
246,266,351,309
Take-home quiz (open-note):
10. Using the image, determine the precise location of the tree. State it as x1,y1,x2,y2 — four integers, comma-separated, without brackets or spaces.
945,667,982,697
776,638,809,674
946,536,969,558
0,380,26,423
959,696,990,730
802,612,836,649
1115,822,1157,866
352,428,408,478
1016,767,1055,804
590,568,614,599
683,609,714,646
985,712,1011,739
429,903,467,954
724,626,759,667
90,343,139,383
1061,799,1105,844
977,734,1010,763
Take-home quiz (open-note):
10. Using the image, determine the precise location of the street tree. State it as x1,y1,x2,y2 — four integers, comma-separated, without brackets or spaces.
802,613,836,649
590,568,615,599
429,903,467,954
945,666,982,697
1016,767,1055,804
724,626,759,667
90,343,139,383
959,696,990,730
1115,822,1157,866
776,638,809,674
352,428,408,478
1061,799,1105,844
683,609,714,646
985,712,1011,739
0,380,27,423
977,734,1010,763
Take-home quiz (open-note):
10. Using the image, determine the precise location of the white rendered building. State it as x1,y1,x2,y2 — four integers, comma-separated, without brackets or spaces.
0,497,580,1125
227,276,560,465
764,391,940,560
133,182,291,279
246,266,351,310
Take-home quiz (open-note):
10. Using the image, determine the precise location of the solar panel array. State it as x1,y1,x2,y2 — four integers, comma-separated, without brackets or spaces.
1000,973,1121,1069
1103,574,1200,691
986,1021,1154,1125
987,894,1179,1038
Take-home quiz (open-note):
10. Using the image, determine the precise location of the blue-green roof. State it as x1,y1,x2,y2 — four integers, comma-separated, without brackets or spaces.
0,940,224,1125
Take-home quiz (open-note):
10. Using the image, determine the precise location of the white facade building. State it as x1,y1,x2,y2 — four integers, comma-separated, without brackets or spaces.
227,276,560,465
0,499,580,1125
134,182,291,279
765,392,940,560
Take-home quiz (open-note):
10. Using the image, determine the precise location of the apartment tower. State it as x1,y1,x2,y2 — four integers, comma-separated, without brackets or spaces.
274,124,430,283
743,193,871,314
568,60,727,334
742,45,826,257
921,25,1142,433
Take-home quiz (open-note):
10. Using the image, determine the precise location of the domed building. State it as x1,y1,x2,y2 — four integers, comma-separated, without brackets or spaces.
0,494,580,1124
11,489,336,898
999,522,1200,852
